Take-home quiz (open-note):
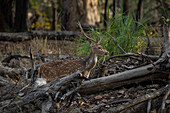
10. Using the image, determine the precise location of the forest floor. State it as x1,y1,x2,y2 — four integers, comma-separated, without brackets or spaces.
0,38,169,113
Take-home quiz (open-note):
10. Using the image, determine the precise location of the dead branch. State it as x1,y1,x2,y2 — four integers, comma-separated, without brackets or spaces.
106,32,141,61
106,32,126,54
1,54,45,64
161,85,170,113
1,54,29,63
0,63,21,81
107,53,159,62
106,85,169,113
147,99,152,113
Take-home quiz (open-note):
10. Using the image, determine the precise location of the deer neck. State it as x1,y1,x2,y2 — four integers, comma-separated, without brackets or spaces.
85,49,98,72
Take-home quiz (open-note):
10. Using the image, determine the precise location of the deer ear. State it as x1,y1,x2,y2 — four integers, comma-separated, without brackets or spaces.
89,41,93,47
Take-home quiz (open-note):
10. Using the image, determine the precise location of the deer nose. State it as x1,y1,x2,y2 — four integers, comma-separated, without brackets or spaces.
105,51,109,55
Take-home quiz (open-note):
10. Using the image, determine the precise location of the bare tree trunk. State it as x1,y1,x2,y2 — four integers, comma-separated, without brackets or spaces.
51,0,57,31
123,0,129,16
81,0,100,26
104,0,108,27
61,0,77,31
112,0,116,18
14,0,28,32
136,0,144,21
61,0,100,31
0,0,14,31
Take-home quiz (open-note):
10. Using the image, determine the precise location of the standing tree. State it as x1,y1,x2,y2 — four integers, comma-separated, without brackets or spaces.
0,0,14,32
136,0,144,22
61,0,77,31
51,0,57,31
14,0,29,32
80,0,100,26
123,0,129,16
112,0,116,18
104,0,108,27
61,0,100,31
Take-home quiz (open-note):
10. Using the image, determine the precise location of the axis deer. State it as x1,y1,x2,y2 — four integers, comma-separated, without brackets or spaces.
38,22,109,82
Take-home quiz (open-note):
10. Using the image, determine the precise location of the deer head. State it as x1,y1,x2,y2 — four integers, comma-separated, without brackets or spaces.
77,21,109,56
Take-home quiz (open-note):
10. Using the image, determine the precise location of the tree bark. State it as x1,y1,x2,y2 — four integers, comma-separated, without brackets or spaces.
14,0,29,32
104,0,108,27
61,0,100,31
81,0,100,26
112,0,116,18
123,0,129,16
61,0,77,31
51,0,57,31
136,0,144,21
0,0,14,31
80,64,157,94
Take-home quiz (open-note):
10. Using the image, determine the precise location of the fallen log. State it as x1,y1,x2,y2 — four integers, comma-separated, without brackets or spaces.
0,31,81,42
80,64,157,94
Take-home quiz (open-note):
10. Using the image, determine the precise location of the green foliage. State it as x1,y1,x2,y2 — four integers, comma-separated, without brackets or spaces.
162,16,170,23
77,13,147,57
76,39,91,57
106,14,147,55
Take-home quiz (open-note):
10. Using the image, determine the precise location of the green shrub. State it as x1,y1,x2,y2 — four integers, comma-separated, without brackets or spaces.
77,13,147,57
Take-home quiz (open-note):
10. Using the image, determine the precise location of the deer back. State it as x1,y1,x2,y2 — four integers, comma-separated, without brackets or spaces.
38,59,86,81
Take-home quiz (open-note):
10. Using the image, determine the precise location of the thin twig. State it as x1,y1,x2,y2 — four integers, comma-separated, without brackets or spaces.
106,53,159,62
106,32,142,61
147,99,152,113
30,48,36,84
109,99,132,105
106,32,126,54
161,84,170,113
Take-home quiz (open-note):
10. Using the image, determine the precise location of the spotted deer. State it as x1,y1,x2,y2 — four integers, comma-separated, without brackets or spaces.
38,22,109,82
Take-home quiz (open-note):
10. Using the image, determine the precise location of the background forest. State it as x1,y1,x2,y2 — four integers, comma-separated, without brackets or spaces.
0,0,169,57
0,0,170,113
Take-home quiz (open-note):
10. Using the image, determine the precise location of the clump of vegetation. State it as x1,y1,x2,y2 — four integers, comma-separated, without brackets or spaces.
77,13,147,57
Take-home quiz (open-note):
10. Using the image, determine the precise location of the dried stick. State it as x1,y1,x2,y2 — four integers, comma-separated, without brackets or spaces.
106,85,169,113
1,54,45,64
1,54,29,63
154,22,170,66
161,84,170,113
106,53,159,62
106,32,126,53
106,32,142,61
147,99,152,113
